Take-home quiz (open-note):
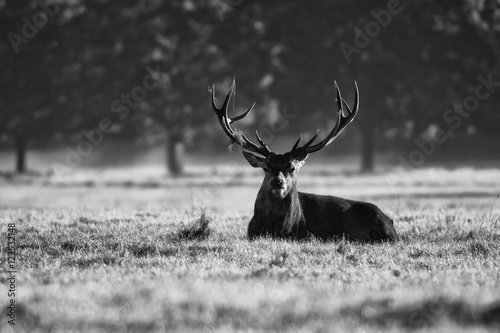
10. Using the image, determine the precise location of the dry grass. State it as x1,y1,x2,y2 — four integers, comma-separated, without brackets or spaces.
1,166,499,332
176,209,212,241
1,204,499,332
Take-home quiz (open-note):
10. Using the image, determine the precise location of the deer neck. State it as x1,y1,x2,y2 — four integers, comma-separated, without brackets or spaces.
254,181,304,234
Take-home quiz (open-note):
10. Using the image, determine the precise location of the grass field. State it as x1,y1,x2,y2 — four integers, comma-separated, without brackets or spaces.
1,165,500,332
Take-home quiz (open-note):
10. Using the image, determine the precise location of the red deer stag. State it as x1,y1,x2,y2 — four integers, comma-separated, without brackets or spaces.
210,81,399,242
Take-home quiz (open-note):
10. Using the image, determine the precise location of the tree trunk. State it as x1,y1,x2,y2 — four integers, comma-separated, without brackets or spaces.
360,127,374,173
167,134,184,177
15,135,27,173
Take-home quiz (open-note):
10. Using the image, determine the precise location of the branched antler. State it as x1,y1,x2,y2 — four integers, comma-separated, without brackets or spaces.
289,81,359,157
210,80,359,158
210,80,272,157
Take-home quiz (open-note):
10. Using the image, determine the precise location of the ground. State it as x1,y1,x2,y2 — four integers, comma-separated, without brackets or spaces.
0,163,499,332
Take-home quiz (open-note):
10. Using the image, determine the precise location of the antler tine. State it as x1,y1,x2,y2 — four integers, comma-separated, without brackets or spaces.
290,81,359,157
353,80,360,115
298,129,320,150
335,80,343,114
210,85,233,137
291,134,302,152
231,102,256,123
210,82,273,157
340,81,359,117
255,130,272,154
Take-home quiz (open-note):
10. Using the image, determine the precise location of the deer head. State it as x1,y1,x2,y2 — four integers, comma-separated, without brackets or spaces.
210,80,359,200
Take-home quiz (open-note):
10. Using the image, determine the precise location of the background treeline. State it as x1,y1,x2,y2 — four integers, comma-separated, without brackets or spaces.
1,0,499,175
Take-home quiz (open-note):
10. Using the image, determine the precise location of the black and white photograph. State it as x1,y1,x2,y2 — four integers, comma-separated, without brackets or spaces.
1,0,500,332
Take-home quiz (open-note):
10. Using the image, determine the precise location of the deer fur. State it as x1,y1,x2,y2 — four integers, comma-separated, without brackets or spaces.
211,80,399,242
243,152,399,242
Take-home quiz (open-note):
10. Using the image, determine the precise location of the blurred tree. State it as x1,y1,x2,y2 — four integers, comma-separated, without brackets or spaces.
0,0,68,172
0,0,219,175
210,0,500,171
1,0,499,175
126,0,222,176
454,0,500,136
209,0,408,172
60,0,216,177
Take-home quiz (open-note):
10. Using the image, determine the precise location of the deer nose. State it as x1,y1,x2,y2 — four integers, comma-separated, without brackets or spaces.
270,177,284,188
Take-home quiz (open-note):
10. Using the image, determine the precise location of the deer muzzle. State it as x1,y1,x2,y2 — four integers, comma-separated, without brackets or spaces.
269,177,286,199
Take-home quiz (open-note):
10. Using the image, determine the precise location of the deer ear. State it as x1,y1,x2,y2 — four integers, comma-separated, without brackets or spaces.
242,151,265,168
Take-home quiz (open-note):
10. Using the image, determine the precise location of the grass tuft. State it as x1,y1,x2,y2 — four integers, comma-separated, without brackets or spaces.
176,209,212,241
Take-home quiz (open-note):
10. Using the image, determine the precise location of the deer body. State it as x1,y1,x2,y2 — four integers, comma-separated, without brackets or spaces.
243,151,398,242
210,80,399,243
249,189,399,242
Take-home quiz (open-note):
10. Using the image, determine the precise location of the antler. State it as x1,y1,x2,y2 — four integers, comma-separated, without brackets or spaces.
290,81,359,157
210,80,273,157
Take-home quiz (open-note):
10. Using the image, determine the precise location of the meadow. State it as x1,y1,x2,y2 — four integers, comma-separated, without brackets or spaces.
1,163,499,332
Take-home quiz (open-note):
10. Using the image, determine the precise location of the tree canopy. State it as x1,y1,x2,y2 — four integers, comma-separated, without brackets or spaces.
1,0,499,173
